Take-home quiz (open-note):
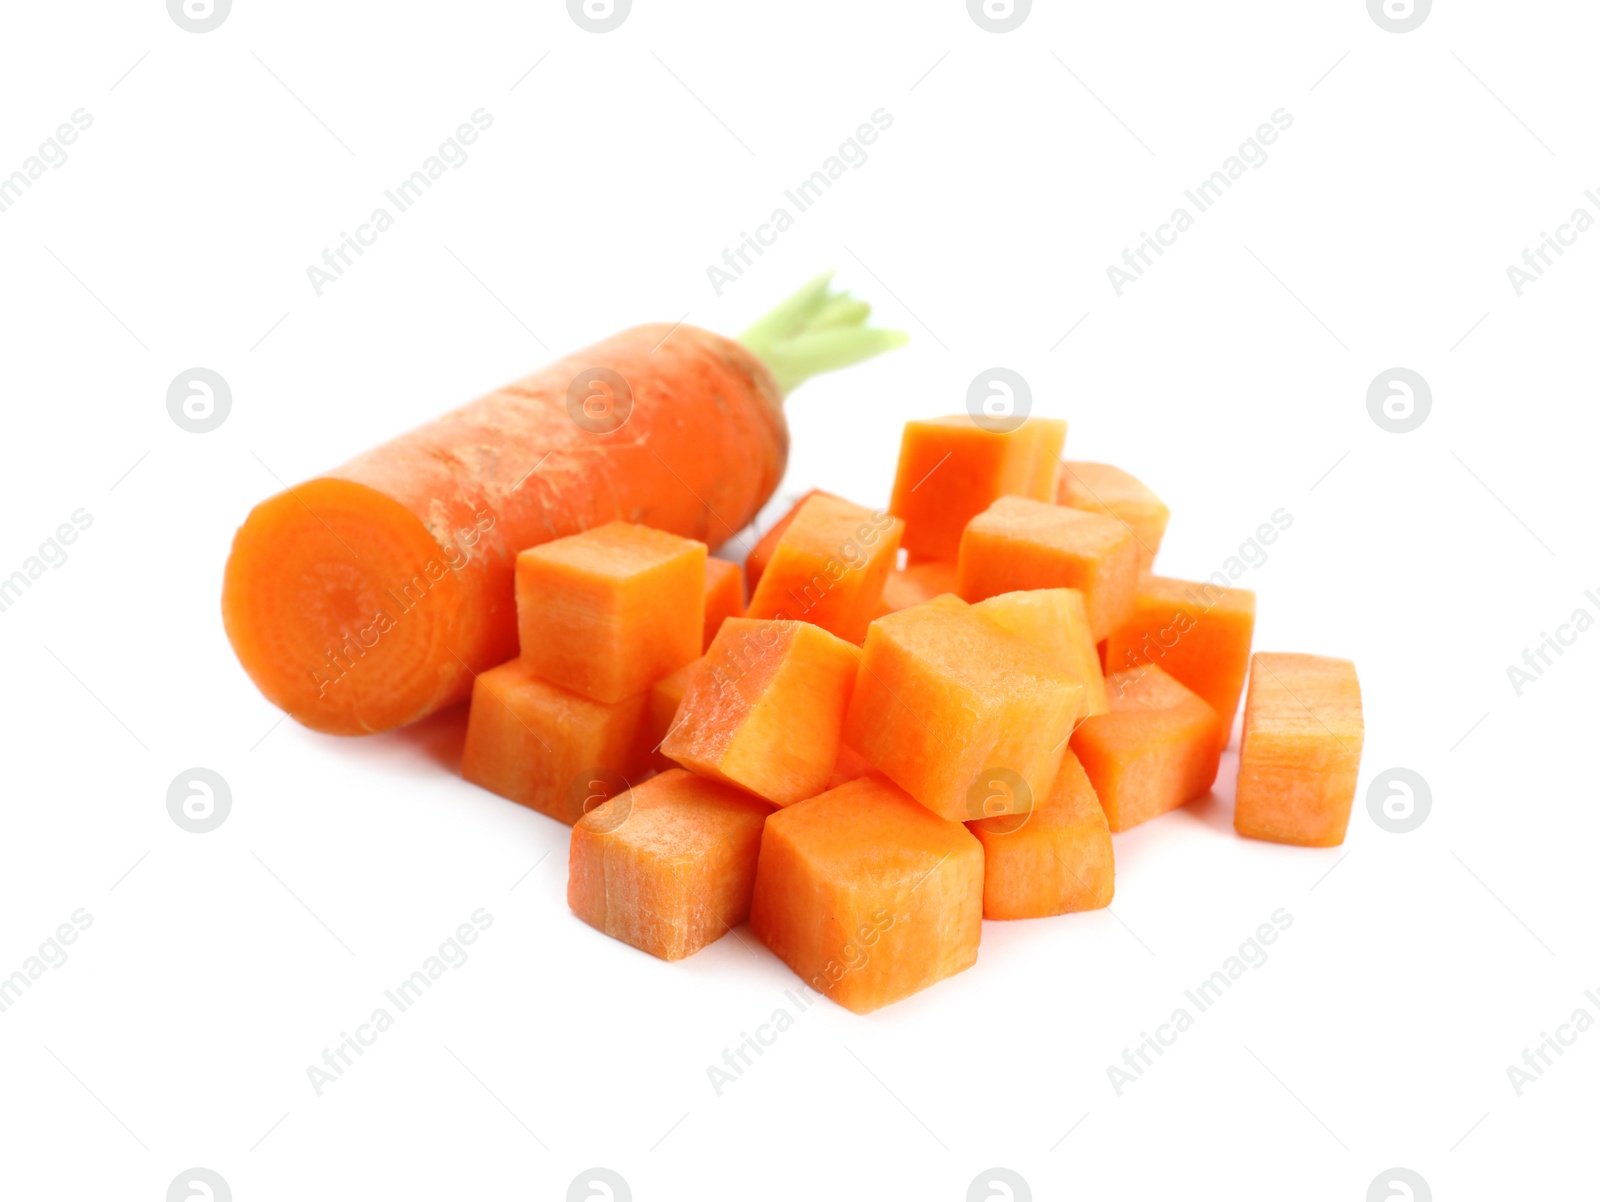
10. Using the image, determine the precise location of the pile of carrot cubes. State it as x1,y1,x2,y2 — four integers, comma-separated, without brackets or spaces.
461,415,1364,1013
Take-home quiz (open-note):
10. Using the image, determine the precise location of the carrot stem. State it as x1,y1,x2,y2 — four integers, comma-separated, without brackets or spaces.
740,271,909,396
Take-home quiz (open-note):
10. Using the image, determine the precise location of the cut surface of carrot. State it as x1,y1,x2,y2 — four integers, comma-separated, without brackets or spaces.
515,521,705,704
1056,461,1169,572
843,597,1081,821
958,495,1138,641
641,657,701,772
749,775,983,1013
1234,653,1364,847
827,742,876,789
878,560,960,615
744,490,830,593
703,558,746,650
1103,575,1256,750
972,588,1109,718
661,617,861,806
745,494,903,644
461,658,647,824
568,768,773,961
968,750,1114,919
1070,665,1220,832
889,416,1067,562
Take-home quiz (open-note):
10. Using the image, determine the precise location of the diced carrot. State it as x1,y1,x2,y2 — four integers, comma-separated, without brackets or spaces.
744,490,832,593
968,750,1114,919
842,597,1082,821
827,742,876,789
515,521,705,704
568,768,773,961
1056,461,1169,572
461,658,647,823
661,617,862,806
972,588,1108,718
1071,665,1220,832
1234,653,1364,847
878,560,960,615
749,775,984,1013
641,657,701,772
1103,575,1256,750
703,558,746,650
746,494,904,644
958,495,1138,641
889,416,1067,562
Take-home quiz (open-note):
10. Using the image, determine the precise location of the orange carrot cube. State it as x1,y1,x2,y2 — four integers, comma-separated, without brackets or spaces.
1057,461,1169,572
568,768,773,961
878,560,959,615
703,558,746,650
1071,665,1220,832
827,742,876,789
1234,653,1364,847
744,489,831,592
1103,576,1256,750
746,494,903,644
972,588,1109,719
515,521,705,703
462,657,647,824
640,657,701,772
958,495,1138,641
967,750,1113,919
889,416,1067,562
843,597,1082,821
661,617,861,806
749,775,984,1013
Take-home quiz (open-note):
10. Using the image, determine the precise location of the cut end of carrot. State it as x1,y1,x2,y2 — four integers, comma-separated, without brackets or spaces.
222,477,488,735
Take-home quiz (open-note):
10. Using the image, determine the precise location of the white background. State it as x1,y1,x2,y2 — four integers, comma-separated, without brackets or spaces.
0,1,1593,1199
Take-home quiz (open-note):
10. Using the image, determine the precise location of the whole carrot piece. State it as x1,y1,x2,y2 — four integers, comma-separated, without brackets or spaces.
222,274,905,735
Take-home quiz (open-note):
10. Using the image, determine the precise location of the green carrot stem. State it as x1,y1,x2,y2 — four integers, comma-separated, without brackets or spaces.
739,270,909,396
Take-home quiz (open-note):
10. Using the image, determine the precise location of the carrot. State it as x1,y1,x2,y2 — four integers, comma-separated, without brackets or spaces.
745,493,903,644
1234,653,1364,847
661,617,862,807
1057,461,1169,572
460,657,648,823
515,521,705,704
749,774,984,1013
1102,575,1255,750
968,749,1114,919
568,768,773,961
703,558,746,650
958,495,1139,640
640,657,701,773
889,416,1066,562
877,560,959,615
1070,665,1220,832
842,596,1081,821
221,274,905,735
743,489,831,593
971,588,1108,718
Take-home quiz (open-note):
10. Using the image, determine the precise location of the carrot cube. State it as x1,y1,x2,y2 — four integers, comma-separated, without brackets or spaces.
827,742,876,789
661,617,862,806
703,558,746,650
515,521,705,704
568,768,773,961
878,560,959,615
1103,576,1256,750
1057,461,1169,572
744,489,831,593
842,597,1082,821
1234,653,1364,847
462,658,647,824
968,750,1114,919
746,494,903,644
749,775,984,1013
958,495,1138,641
640,657,700,772
972,588,1108,719
1071,665,1220,832
889,416,1067,562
